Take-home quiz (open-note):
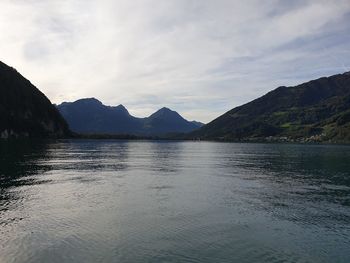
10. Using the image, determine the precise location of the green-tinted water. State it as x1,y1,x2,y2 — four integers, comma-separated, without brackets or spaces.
1,140,350,263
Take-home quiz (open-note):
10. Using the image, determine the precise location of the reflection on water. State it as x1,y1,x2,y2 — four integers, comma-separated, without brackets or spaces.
1,140,350,263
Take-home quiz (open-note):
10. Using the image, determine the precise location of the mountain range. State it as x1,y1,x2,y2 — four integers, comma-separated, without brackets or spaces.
57,98,204,136
0,61,70,139
190,71,350,143
1,60,350,143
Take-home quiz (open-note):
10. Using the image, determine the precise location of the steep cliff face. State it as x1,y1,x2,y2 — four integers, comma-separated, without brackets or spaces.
0,61,70,138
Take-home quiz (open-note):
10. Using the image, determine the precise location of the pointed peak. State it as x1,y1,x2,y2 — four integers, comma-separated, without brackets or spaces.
114,104,129,115
158,107,173,112
149,107,183,120
153,107,178,116
116,104,127,109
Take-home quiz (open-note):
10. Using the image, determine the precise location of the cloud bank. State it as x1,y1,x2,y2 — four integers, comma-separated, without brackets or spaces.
1,0,350,122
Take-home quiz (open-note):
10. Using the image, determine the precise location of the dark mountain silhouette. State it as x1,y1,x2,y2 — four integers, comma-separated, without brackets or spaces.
57,99,202,135
190,71,350,143
143,107,203,135
58,98,141,134
0,61,70,139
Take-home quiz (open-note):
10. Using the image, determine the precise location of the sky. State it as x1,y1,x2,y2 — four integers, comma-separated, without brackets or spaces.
1,0,350,123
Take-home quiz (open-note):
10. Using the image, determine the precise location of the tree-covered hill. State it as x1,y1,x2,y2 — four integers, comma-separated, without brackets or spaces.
190,71,350,143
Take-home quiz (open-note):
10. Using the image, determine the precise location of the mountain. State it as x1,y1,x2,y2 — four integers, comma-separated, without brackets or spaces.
57,98,142,134
142,107,202,134
57,99,202,135
0,61,70,139
190,71,350,143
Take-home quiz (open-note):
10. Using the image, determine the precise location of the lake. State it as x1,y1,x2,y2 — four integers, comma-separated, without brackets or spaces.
1,140,350,263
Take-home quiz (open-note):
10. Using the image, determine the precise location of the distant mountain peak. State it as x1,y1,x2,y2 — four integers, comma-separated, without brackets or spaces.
57,100,202,135
75,98,102,105
150,107,182,119
116,104,127,109
159,107,172,111
114,104,129,115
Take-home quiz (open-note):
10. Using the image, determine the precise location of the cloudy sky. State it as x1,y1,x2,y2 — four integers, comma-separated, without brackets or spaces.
1,0,350,122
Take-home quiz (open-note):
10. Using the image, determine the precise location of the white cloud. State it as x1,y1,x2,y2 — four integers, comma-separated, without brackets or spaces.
1,0,350,122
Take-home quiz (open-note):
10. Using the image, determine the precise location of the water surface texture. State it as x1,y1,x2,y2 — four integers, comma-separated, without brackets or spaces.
1,140,350,263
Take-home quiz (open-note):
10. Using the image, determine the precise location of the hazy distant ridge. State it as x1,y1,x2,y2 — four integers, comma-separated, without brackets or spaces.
57,98,203,135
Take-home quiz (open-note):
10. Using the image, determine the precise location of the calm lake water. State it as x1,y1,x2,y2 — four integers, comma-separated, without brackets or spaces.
1,140,350,263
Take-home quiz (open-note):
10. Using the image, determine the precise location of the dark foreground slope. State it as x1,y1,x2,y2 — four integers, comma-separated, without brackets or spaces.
57,99,203,135
0,61,70,139
191,71,350,143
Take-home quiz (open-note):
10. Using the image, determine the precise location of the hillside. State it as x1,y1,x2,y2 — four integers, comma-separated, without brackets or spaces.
190,71,350,143
57,99,203,135
0,61,70,139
